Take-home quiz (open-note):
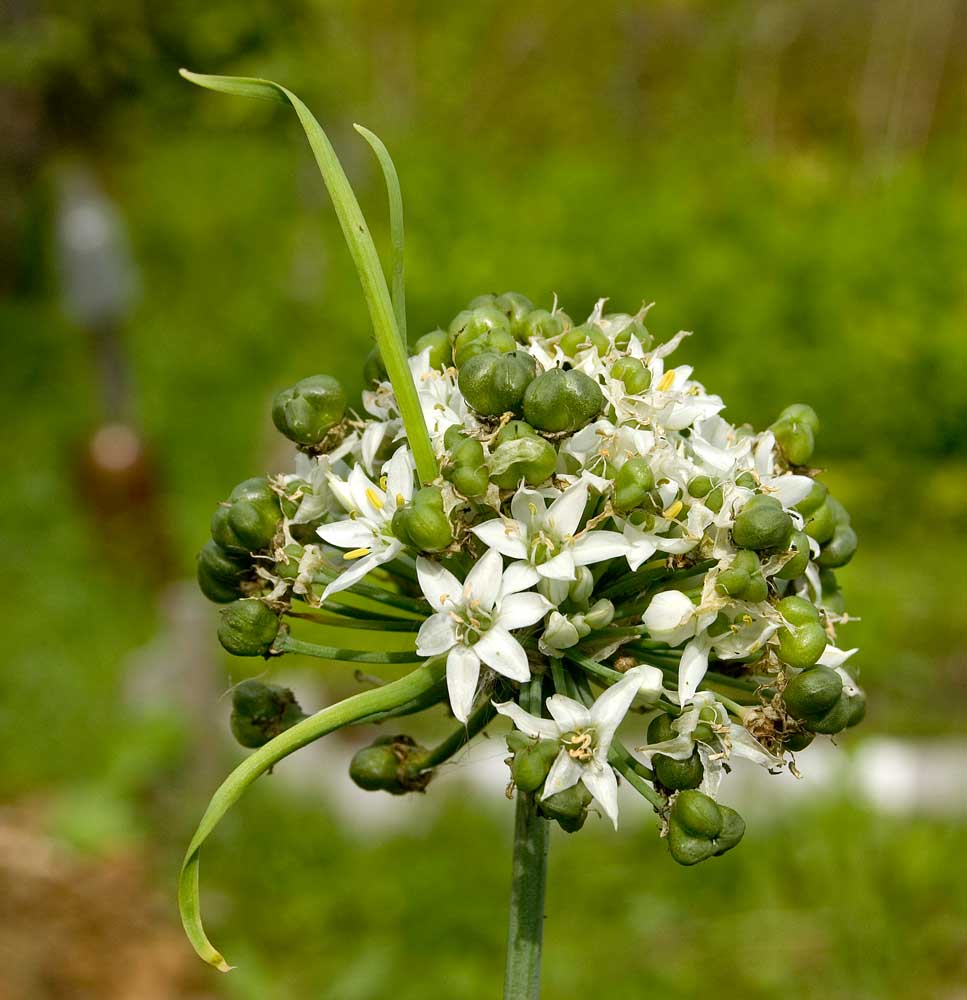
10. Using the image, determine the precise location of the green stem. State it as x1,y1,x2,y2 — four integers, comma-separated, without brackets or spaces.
285,610,422,632
274,634,421,664
179,70,437,484
179,657,446,971
405,698,496,775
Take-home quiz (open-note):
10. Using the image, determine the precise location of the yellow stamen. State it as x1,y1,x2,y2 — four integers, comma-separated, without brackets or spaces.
343,547,371,560
657,370,676,392
366,487,385,510
663,499,683,520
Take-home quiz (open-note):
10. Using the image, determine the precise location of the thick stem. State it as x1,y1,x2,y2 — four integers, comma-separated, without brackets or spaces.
503,791,549,1000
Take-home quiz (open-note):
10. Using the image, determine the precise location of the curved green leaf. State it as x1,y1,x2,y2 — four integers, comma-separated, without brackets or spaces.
179,658,447,971
179,69,436,484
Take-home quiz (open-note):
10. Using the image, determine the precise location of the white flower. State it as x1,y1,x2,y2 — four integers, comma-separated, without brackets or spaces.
494,668,652,828
415,549,551,723
634,691,781,796
753,432,814,508
316,448,415,600
471,479,629,582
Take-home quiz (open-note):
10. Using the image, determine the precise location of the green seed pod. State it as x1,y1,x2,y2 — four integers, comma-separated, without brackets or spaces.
493,291,534,331
443,435,490,497
448,305,511,345
732,495,794,551
655,750,704,791
604,312,653,351
805,501,836,544
817,524,858,568
506,731,531,754
516,308,570,342
716,565,750,598
197,541,251,603
735,471,758,490
454,328,517,368
211,477,283,554
349,743,404,793
363,346,387,385
467,293,497,309
272,375,347,447
392,486,453,552
672,789,724,839
230,679,305,749
784,665,843,720
458,350,538,417
846,688,867,728
712,805,746,856
795,479,828,517
611,356,652,395
776,403,820,436
560,323,608,358
667,823,717,866
412,328,453,369
688,475,713,498
706,486,724,513
776,530,811,580
806,691,852,734
777,621,827,668
540,781,593,833
612,457,656,513
490,421,557,489
772,418,815,466
522,368,604,434
742,573,768,603
776,594,822,625
217,600,280,657
782,730,815,752
511,739,561,793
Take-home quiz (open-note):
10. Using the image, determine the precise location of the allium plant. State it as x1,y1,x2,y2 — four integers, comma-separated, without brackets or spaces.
180,71,865,996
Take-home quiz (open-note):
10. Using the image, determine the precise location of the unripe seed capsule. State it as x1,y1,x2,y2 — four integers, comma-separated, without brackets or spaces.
218,599,280,656
272,375,346,447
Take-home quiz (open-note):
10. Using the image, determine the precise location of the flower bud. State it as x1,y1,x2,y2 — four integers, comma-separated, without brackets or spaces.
569,566,595,605
783,665,842,720
211,477,283,554
458,350,537,416
611,356,652,395
732,495,794,551
516,308,570,342
218,599,281,656
539,781,593,833
542,611,581,650
522,368,604,434
412,328,453,369
392,486,453,552
197,540,251,603
583,598,615,630
510,739,561,793
230,679,305,749
612,456,655,513
776,530,811,581
272,375,347,447
489,421,557,489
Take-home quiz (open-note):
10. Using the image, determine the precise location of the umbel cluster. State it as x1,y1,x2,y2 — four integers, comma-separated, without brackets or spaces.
198,292,863,865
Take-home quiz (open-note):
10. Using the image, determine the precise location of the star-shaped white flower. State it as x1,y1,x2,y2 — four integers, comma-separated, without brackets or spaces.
494,668,652,828
471,479,629,582
316,447,414,600
415,549,551,723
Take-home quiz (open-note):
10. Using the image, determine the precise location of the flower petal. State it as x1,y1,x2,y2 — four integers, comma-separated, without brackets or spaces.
678,633,712,704
589,671,643,749
497,592,552,631
546,694,592,732
474,625,531,682
546,481,588,537
499,561,541,597
471,518,529,560
415,612,458,657
416,557,462,611
537,549,577,581
494,701,561,739
641,590,696,645
541,750,583,799
570,530,630,566
582,763,620,829
464,548,504,610
316,519,375,549
446,645,481,723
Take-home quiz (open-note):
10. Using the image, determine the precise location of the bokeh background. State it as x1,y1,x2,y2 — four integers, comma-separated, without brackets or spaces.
2,2,966,997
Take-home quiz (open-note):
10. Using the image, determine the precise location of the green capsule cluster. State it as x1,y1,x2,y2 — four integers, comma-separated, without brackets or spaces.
783,664,865,735
229,679,306,749
349,735,432,794
648,713,704,791
504,732,593,832
392,486,453,552
666,789,745,866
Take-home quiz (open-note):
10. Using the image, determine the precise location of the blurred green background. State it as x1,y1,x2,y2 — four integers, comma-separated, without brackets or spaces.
2,2,966,997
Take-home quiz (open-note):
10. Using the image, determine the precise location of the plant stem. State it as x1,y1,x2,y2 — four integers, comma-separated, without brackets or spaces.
503,790,549,1000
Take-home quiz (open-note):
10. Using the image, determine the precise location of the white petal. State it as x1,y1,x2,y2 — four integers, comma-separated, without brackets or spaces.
384,447,415,501
728,724,782,768
817,645,859,668
546,481,588,537
768,474,814,508
499,561,541,597
541,750,583,799
582,764,620,829
570,530,630,566
360,423,387,475
471,518,529,559
511,486,548,529
678,633,712,704
589,671,643,749
537,549,577,581
415,613,458,657
416,557,462,611
641,590,696,645
348,465,383,520
545,694,592,732
497,592,552,631
446,645,481,723
474,626,531,682
494,700,561,739
464,547,504,610
316,519,375,549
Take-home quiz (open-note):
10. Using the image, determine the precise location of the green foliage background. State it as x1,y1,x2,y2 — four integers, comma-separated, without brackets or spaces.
1,2,965,997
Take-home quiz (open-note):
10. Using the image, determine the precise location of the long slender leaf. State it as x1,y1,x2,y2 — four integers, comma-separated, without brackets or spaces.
178,658,446,970
354,123,406,345
179,70,437,484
